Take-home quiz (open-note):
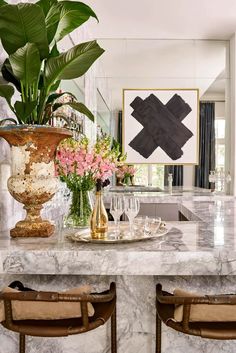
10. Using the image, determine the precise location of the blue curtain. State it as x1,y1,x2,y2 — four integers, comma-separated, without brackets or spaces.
117,110,122,145
195,102,215,188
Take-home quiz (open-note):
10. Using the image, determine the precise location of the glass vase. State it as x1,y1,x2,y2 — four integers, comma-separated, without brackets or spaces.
65,188,92,228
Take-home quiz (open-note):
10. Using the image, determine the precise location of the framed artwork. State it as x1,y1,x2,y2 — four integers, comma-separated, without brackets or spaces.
122,88,199,165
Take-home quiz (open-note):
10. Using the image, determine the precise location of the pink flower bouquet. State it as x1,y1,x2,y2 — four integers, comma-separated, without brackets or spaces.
55,136,118,227
116,164,137,185
56,136,118,191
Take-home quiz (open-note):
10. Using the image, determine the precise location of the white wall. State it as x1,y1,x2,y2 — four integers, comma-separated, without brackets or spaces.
97,39,227,109
227,34,236,194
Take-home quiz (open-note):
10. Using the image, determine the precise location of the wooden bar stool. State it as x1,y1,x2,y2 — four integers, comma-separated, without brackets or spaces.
0,282,117,353
156,283,236,353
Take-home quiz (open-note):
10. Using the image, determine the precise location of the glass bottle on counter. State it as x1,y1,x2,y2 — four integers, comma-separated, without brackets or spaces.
90,179,108,239
209,170,216,192
225,171,231,195
168,173,173,194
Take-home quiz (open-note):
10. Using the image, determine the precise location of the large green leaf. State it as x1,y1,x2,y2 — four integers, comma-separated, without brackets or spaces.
49,43,60,58
1,59,21,92
45,40,104,89
0,3,49,59
9,43,41,86
49,80,61,93
0,1,7,7
36,0,58,17
0,84,14,106
54,101,94,122
0,118,18,126
46,1,98,44
14,101,37,122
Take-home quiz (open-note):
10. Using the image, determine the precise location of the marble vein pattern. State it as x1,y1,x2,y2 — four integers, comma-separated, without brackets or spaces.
0,221,224,276
1,192,236,352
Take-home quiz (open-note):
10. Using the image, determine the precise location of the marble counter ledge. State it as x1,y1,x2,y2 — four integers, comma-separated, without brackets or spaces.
104,186,234,204
1,199,236,277
0,220,235,276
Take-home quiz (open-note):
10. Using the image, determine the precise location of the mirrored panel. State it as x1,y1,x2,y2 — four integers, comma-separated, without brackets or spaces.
96,39,229,188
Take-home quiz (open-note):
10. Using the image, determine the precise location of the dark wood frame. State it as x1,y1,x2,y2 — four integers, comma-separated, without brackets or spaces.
156,283,236,353
0,282,117,353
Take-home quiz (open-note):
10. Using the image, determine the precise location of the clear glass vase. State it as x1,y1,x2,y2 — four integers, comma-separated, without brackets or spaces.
65,188,92,228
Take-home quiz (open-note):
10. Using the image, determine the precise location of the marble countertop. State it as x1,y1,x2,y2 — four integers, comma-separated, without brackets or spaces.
105,186,233,203
1,194,236,276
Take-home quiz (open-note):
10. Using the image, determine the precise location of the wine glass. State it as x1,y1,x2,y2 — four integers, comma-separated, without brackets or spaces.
110,194,125,236
124,196,140,237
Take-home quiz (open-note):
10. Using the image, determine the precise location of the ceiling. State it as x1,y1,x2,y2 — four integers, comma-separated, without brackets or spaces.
86,0,236,40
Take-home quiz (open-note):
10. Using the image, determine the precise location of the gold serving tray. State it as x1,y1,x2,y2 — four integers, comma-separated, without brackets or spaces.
66,223,169,244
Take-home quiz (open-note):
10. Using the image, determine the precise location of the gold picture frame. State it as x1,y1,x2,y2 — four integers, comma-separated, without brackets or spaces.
122,88,199,165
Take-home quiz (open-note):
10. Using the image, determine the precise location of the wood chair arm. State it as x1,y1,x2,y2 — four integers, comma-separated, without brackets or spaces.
0,282,116,304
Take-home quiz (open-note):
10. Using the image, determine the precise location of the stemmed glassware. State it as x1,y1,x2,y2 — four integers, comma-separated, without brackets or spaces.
110,194,125,236
124,195,140,237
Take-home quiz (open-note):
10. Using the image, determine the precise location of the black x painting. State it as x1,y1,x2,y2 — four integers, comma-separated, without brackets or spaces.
123,89,199,164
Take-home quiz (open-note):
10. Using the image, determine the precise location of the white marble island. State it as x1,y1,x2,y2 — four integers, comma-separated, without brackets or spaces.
1,196,236,353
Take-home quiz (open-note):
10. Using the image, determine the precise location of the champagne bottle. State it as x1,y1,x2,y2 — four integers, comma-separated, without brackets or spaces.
90,179,108,239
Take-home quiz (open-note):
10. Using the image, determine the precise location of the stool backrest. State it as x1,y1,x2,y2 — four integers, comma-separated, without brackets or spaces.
0,282,116,332
156,283,236,335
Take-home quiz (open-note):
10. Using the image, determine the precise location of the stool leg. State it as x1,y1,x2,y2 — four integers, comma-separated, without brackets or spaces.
19,334,25,353
156,312,161,353
111,306,117,353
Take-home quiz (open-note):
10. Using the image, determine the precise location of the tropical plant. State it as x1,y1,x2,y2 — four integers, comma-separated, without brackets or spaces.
0,0,104,125
44,91,94,126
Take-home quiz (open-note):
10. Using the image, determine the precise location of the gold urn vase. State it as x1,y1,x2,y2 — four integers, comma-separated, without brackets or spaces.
0,125,72,238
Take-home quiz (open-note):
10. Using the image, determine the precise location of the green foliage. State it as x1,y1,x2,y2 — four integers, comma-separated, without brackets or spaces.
55,101,94,122
0,3,49,59
14,100,37,124
45,1,98,44
44,41,104,88
9,43,41,86
43,92,94,125
0,0,104,125
1,59,21,92
36,0,57,16
112,138,127,162
0,0,7,7
0,84,14,106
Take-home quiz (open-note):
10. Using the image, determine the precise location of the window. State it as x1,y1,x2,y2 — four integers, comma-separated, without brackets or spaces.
134,164,164,188
151,165,165,188
134,165,148,186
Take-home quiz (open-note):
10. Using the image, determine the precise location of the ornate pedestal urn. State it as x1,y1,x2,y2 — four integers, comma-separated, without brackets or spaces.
0,125,72,238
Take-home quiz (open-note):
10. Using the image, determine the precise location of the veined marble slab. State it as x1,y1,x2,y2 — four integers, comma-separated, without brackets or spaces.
0,222,223,276
1,195,236,353
0,198,236,276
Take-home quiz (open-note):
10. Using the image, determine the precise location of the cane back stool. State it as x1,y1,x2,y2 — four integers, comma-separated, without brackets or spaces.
0,282,117,353
156,283,236,353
